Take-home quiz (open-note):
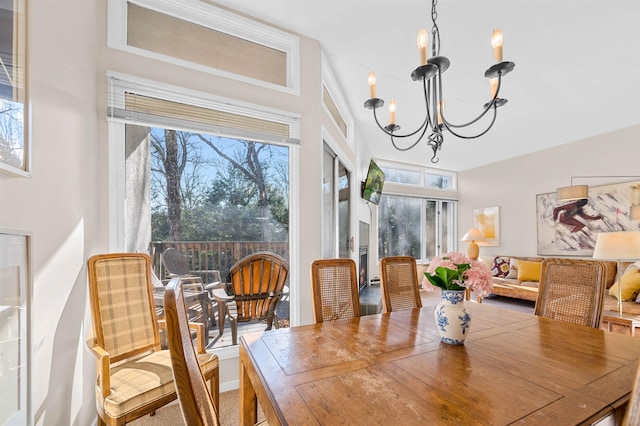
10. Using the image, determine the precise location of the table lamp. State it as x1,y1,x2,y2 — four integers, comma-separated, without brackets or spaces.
461,228,486,260
593,231,640,316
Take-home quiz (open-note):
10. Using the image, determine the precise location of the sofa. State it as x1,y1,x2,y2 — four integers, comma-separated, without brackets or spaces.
481,255,640,316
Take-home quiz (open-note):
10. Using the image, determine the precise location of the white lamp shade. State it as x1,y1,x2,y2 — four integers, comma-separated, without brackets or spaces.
556,185,589,202
460,228,485,242
593,231,640,259
631,205,640,221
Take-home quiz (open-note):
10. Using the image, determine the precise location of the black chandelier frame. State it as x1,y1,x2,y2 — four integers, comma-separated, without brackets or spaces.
364,0,515,163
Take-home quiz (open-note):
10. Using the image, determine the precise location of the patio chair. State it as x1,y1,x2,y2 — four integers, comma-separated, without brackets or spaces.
379,256,422,313
310,258,361,323
86,253,219,425
162,247,224,328
534,258,607,328
211,252,289,346
161,247,225,293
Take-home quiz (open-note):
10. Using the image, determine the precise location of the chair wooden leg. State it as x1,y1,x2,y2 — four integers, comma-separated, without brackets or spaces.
230,317,238,346
210,370,220,411
217,302,226,335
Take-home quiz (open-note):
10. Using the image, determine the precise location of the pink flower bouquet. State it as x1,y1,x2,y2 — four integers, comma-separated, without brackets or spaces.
421,251,493,298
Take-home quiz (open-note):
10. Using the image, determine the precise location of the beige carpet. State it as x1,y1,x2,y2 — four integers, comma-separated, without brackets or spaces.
129,389,265,426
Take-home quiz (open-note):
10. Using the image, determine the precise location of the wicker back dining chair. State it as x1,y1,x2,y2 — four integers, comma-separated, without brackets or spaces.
534,258,607,328
211,252,289,345
624,359,640,425
310,258,361,323
86,253,219,425
164,277,220,426
379,256,422,313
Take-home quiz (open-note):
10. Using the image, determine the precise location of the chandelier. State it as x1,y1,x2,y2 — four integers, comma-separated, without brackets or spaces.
364,0,515,163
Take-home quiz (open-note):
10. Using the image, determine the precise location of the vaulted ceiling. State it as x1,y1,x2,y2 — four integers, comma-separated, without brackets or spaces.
212,1,640,171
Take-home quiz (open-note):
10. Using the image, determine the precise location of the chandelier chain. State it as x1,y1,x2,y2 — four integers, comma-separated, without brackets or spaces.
430,0,441,57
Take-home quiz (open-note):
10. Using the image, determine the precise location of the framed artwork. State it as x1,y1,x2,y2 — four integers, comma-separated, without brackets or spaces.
0,229,31,425
536,180,640,255
0,0,30,177
473,206,500,246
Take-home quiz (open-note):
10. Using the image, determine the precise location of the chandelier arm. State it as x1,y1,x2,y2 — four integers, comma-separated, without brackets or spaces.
371,108,393,135
390,119,433,151
371,101,431,139
441,105,498,139
439,73,502,129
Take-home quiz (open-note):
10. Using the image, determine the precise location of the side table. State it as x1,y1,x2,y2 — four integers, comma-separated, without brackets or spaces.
601,312,640,337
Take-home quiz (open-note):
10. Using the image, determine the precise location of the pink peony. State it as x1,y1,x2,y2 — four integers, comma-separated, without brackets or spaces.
423,252,493,296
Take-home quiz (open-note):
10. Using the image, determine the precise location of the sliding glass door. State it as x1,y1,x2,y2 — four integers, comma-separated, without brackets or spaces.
322,143,351,258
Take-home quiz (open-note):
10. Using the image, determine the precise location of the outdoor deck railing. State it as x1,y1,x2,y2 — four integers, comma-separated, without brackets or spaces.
149,240,289,283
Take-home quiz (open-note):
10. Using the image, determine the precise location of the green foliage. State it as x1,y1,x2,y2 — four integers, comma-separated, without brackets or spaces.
150,130,289,242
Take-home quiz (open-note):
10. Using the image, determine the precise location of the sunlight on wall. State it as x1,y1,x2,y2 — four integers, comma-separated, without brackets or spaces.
32,219,85,425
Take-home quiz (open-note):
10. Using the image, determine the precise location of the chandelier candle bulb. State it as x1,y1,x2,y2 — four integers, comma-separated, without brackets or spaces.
389,100,397,125
417,29,428,65
368,71,376,98
491,28,503,62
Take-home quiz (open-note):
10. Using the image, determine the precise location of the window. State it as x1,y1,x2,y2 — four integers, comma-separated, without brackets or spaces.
133,126,290,281
375,161,457,261
108,76,300,332
379,163,456,190
378,195,455,260
108,0,300,93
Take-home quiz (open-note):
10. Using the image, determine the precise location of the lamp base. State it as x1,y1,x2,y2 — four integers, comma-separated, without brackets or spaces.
618,259,623,317
467,242,479,261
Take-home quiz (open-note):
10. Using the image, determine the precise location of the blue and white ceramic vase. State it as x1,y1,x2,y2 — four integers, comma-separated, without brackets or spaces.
434,289,470,345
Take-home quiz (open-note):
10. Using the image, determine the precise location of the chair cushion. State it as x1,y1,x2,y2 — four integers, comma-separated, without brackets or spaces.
100,349,219,418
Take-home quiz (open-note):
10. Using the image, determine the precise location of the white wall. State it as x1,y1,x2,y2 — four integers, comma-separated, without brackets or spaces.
1,0,636,423
0,1,103,424
0,0,346,423
458,125,640,259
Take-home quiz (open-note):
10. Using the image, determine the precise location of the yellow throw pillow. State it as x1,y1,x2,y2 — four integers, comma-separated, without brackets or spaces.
609,269,640,301
516,260,542,282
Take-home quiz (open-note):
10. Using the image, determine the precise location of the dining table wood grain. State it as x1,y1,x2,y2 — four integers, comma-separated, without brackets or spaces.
239,302,640,425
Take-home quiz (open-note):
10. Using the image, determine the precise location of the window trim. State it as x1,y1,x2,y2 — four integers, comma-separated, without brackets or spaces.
107,73,302,328
107,72,301,142
375,159,458,192
107,0,301,95
321,52,354,147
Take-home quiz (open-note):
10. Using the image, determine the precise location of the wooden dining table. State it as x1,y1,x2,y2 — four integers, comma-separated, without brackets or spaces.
239,302,640,425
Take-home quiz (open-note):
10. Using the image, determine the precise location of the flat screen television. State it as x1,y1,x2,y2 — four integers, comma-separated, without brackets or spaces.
361,160,385,205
